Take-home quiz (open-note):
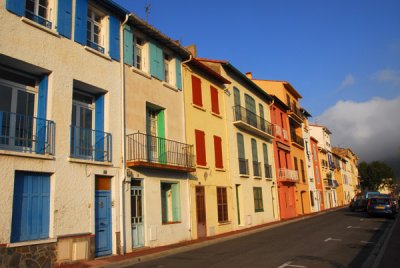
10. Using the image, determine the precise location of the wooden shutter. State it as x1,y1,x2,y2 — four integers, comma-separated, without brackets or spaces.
109,15,120,61
237,133,245,159
95,94,105,161
233,87,240,106
294,157,298,171
36,76,48,154
251,139,258,162
214,135,223,169
157,110,166,163
149,42,164,80
57,0,73,38
263,143,269,164
210,86,219,115
6,0,24,16
195,130,206,166
172,183,180,222
123,25,134,65
191,75,203,107
245,94,256,113
74,0,88,45
175,58,182,90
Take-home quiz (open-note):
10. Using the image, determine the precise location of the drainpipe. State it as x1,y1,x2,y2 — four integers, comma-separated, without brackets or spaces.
120,13,133,255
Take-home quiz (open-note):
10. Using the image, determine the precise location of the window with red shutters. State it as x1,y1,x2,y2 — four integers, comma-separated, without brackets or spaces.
195,129,206,166
214,135,223,169
192,75,203,107
210,86,219,115
217,187,228,222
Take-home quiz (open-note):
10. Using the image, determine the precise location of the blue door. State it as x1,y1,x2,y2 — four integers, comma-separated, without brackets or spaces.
95,190,112,257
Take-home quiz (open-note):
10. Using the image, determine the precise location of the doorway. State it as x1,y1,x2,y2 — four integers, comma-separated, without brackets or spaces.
131,179,144,248
195,186,206,238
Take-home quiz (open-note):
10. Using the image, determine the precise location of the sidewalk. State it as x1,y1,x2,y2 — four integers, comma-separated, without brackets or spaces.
375,213,400,268
58,207,344,268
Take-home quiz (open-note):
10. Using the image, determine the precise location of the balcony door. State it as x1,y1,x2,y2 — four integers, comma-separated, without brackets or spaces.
146,107,165,163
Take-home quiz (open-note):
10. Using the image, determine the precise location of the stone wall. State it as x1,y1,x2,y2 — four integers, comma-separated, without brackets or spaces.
0,242,56,268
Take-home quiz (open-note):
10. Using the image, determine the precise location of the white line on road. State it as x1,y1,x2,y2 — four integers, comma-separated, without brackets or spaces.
324,237,342,242
277,261,307,268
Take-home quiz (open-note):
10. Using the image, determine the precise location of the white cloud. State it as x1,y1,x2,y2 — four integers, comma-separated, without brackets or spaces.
373,69,400,86
315,97,400,162
340,74,355,88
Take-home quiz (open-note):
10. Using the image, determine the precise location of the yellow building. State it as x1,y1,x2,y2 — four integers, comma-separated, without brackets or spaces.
183,57,234,238
332,151,345,206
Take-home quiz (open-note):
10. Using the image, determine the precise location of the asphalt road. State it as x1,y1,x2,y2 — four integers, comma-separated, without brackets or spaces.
129,208,394,268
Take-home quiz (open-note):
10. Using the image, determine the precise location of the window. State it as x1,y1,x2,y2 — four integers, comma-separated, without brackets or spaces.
245,94,256,127
195,129,206,166
237,133,248,175
163,53,171,83
310,191,315,207
161,182,180,223
263,143,271,178
217,187,228,222
25,0,52,28
286,94,290,107
253,187,264,212
214,135,223,169
294,157,299,174
191,75,203,107
300,159,305,182
251,139,260,177
259,104,265,131
87,7,104,53
135,37,145,70
11,171,50,242
210,86,220,115
146,107,165,163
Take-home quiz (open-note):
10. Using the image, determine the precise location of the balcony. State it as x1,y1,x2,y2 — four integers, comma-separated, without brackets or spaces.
291,133,304,148
253,161,262,177
0,111,55,155
232,106,274,140
238,158,249,175
70,126,112,162
324,178,339,188
278,168,299,182
264,164,273,179
126,132,195,172
288,104,303,124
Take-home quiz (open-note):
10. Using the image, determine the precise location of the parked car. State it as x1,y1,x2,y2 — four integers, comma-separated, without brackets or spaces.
350,191,380,212
367,195,396,218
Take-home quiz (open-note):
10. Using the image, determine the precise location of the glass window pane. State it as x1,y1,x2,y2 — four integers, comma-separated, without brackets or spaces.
0,85,13,112
16,90,35,117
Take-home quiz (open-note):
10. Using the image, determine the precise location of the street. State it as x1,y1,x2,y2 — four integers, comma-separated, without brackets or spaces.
129,208,394,268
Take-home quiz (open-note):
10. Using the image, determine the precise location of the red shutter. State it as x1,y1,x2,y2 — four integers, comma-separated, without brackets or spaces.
195,129,206,166
192,75,203,107
214,135,223,169
210,86,219,115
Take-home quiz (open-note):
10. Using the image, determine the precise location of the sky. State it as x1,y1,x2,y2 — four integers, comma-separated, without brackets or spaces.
114,0,400,172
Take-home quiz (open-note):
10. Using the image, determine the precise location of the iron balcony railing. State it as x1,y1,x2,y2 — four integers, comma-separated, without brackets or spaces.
25,10,52,29
70,126,112,162
253,161,262,177
126,132,195,169
264,164,273,178
324,178,339,188
291,133,304,147
278,168,299,182
87,40,105,54
238,158,249,175
233,105,274,137
0,110,55,155
290,104,303,119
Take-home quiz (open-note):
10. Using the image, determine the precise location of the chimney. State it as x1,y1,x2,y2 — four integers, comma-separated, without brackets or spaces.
246,72,253,79
185,44,197,57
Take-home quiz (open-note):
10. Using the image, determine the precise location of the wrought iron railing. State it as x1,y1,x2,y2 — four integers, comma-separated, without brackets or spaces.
324,178,339,188
290,104,303,119
253,161,262,177
264,164,273,178
0,111,55,155
233,105,274,137
278,168,299,181
291,133,304,147
238,158,249,175
70,126,112,162
25,10,52,29
126,132,195,169
87,40,105,54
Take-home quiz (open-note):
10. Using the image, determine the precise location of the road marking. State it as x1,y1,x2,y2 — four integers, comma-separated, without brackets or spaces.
324,237,342,242
277,261,307,268
347,225,360,229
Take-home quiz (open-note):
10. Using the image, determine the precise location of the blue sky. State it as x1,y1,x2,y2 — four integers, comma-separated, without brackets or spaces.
115,0,400,166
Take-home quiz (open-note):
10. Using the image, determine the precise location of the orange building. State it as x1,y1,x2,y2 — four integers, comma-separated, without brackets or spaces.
311,137,325,210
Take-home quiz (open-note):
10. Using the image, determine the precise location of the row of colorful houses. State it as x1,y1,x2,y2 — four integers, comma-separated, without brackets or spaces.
0,1,360,266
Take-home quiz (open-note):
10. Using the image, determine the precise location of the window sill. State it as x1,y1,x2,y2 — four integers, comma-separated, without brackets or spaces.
162,221,181,225
255,210,264,213
218,221,231,226
162,82,179,92
254,176,262,180
191,103,206,112
7,238,57,248
215,168,226,172
84,46,112,61
240,174,250,178
196,164,209,170
211,111,222,119
130,66,151,79
68,157,113,166
21,17,60,38
265,178,273,181
0,150,55,160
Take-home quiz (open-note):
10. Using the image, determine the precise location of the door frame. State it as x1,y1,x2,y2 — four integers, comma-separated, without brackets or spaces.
131,179,144,248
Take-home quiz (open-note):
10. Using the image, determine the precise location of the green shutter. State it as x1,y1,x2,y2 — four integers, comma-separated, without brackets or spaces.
175,58,182,90
251,139,258,162
172,183,181,222
157,110,166,163
263,143,269,164
245,94,256,113
123,25,133,66
237,133,245,159
149,42,164,80
234,87,240,106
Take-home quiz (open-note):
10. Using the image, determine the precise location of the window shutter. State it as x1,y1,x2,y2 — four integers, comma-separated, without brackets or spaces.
109,15,120,61
123,25,134,66
195,129,206,166
214,135,223,169
245,94,256,114
6,0,24,16
251,139,258,162
149,42,163,80
263,143,269,164
236,133,245,159
233,87,240,106
95,94,105,161
57,0,72,38
191,75,202,107
74,0,88,45
36,76,48,154
157,110,166,163
172,183,181,222
175,58,182,90
210,86,219,115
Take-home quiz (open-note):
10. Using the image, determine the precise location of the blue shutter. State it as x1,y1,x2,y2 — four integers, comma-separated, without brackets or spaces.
95,94,105,161
175,58,182,90
149,42,164,80
74,0,88,45
123,25,134,66
109,15,120,61
57,0,72,38
6,0,25,16
36,76,48,154
11,172,50,242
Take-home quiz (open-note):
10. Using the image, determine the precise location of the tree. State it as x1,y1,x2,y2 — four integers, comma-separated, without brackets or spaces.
358,161,395,191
